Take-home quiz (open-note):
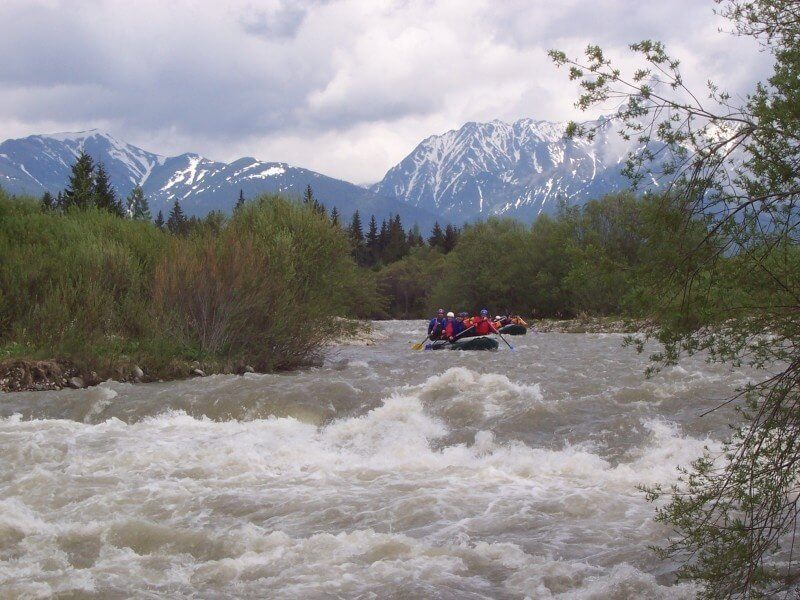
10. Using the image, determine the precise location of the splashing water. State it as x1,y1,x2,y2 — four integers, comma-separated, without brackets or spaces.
0,321,752,598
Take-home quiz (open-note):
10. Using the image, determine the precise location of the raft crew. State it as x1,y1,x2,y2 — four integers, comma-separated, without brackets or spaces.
428,308,500,341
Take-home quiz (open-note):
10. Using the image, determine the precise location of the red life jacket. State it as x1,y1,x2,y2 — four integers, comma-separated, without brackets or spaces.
473,317,493,335
444,320,456,338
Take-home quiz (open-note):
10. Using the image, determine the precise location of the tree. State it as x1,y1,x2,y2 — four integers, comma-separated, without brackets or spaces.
40,191,55,212
167,200,188,235
303,184,315,206
302,183,326,215
366,215,380,265
407,224,424,247
383,214,408,263
63,151,95,210
428,221,445,249
348,210,367,266
443,224,459,253
330,206,340,227
235,189,245,211
378,246,446,317
126,185,151,220
551,1,800,595
154,210,165,230
93,162,124,216
55,191,65,211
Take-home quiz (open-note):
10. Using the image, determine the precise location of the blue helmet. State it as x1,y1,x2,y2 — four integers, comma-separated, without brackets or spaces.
480,309,489,316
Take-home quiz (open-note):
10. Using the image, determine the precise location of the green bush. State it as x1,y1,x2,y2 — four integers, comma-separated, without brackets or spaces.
0,190,379,375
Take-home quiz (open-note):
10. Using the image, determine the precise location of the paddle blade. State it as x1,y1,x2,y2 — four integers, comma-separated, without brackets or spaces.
411,343,424,351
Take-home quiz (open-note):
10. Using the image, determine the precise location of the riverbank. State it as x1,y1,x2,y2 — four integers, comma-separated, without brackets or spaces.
533,316,653,334
0,320,377,393
0,357,253,393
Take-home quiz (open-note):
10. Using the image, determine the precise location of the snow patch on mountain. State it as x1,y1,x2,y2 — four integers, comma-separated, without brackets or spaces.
0,130,437,227
372,117,640,222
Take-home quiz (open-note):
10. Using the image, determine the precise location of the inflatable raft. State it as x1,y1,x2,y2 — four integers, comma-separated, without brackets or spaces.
426,336,499,351
497,324,527,335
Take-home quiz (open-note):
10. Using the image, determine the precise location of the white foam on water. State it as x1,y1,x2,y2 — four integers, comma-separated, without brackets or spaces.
413,366,547,419
0,368,713,598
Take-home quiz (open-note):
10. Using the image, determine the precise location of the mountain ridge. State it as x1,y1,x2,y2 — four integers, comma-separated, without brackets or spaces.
372,116,640,223
0,130,436,227
1,117,645,226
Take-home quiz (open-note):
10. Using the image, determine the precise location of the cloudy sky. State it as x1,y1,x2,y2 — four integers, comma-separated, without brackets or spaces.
0,0,773,183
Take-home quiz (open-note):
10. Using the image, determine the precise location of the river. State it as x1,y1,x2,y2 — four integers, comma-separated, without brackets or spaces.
0,321,755,599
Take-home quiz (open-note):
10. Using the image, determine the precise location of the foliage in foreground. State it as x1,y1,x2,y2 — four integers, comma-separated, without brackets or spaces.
0,190,378,375
551,0,800,596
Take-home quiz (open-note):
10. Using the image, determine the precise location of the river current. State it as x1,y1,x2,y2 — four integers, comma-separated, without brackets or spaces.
0,321,755,599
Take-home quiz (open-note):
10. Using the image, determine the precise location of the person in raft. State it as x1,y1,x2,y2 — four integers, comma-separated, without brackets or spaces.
428,309,447,340
473,309,499,336
443,311,467,342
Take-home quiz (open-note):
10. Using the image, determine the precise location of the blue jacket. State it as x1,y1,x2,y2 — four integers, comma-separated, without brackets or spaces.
428,317,446,336
449,319,466,338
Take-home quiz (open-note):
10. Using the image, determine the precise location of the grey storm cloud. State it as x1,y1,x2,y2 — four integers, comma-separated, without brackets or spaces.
0,0,775,182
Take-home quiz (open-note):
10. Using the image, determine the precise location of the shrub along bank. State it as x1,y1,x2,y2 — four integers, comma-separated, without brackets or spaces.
0,190,379,388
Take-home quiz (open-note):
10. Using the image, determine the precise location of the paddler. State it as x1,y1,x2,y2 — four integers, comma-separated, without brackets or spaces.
444,311,467,342
472,309,500,336
428,309,447,340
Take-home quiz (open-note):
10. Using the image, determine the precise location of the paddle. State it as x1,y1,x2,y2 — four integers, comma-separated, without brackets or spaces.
411,333,431,351
492,326,515,351
450,325,475,342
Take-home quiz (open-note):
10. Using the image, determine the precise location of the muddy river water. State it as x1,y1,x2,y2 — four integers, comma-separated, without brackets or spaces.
0,321,757,598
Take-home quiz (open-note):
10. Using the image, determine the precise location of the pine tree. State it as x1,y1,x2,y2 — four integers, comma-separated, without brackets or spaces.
154,210,165,230
366,215,379,266
428,221,445,249
407,224,424,247
235,189,245,211
41,191,55,211
348,210,366,265
303,184,315,206
443,224,459,253
63,151,95,210
93,162,124,216
348,209,363,242
55,191,65,211
167,200,187,235
383,214,409,263
375,218,391,264
330,206,340,227
126,185,151,220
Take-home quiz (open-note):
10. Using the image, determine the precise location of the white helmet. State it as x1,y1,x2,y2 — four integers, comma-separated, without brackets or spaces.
446,311,455,318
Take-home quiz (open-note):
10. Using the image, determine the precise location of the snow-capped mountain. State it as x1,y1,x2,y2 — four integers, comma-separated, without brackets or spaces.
372,117,641,222
0,130,435,226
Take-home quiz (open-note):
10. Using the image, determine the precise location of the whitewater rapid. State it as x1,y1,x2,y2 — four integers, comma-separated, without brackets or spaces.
0,322,753,598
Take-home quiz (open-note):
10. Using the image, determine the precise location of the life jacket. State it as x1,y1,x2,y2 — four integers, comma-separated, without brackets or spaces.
428,317,446,336
445,320,465,339
473,317,494,335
